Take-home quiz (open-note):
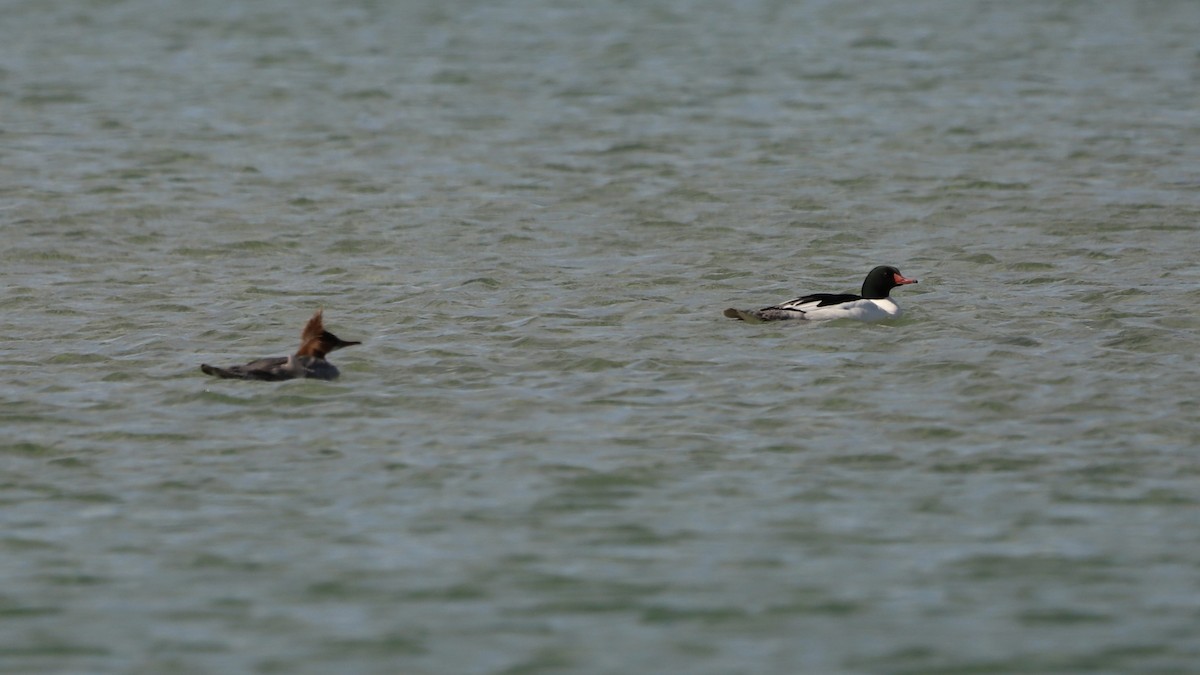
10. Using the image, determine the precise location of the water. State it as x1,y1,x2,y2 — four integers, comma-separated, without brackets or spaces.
3,1,1200,673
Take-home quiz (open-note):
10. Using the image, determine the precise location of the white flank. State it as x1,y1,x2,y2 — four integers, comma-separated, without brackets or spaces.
782,298,901,322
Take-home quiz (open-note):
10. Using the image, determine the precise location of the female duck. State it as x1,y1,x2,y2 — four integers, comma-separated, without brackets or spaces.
200,310,360,381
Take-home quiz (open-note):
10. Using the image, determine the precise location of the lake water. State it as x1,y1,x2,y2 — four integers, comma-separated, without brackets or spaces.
3,1,1199,673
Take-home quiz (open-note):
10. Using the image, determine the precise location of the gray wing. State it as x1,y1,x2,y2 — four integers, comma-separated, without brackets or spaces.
201,356,295,381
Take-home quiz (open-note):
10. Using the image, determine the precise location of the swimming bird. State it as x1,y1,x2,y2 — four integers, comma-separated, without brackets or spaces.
723,265,918,322
200,309,361,381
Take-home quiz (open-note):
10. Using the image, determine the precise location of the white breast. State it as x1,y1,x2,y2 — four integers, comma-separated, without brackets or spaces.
801,298,901,322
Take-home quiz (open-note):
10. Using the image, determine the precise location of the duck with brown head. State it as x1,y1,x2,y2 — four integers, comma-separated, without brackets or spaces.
200,309,361,381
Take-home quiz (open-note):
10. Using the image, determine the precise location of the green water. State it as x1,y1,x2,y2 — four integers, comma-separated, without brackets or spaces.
3,1,1199,673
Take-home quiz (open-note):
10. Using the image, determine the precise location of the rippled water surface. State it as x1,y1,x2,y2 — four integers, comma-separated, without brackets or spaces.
4,1,1200,673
